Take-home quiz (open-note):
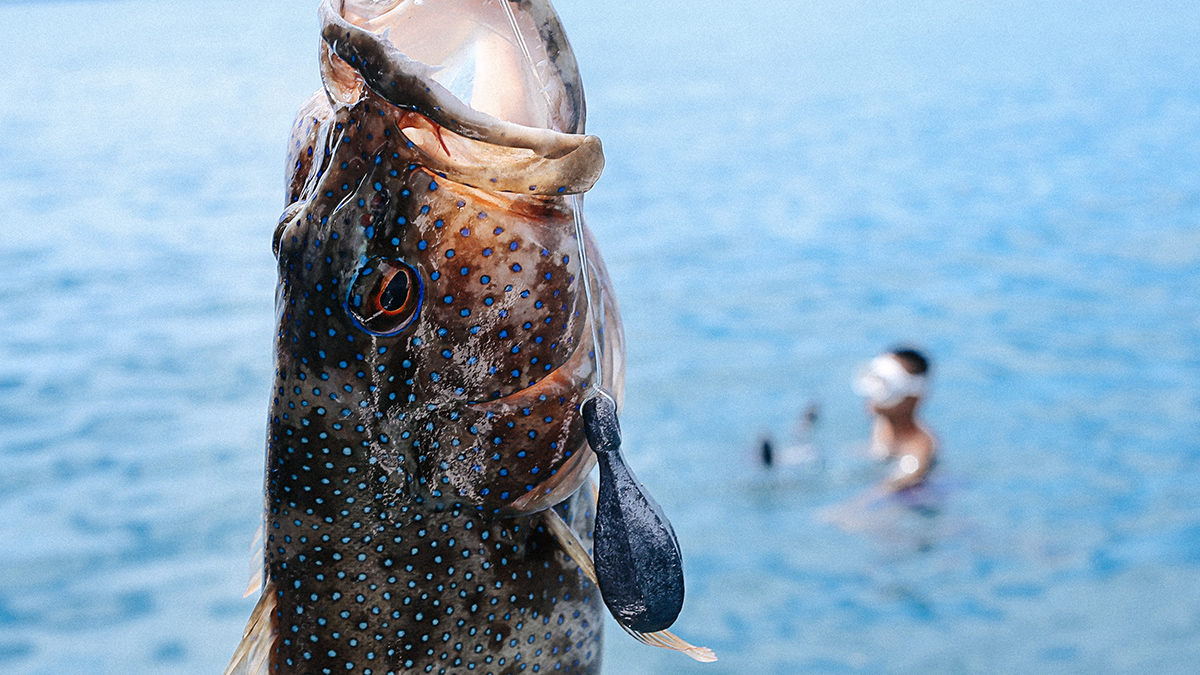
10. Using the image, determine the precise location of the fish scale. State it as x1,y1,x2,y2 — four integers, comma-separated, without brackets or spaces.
269,491,601,674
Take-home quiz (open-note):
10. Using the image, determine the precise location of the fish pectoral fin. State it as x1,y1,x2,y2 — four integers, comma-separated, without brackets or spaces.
541,505,597,581
542,489,717,663
244,524,265,598
224,579,278,675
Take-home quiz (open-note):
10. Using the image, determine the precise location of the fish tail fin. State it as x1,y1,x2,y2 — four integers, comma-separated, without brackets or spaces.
541,504,718,664
224,579,278,675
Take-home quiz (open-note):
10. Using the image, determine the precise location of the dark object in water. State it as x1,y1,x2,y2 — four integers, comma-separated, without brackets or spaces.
761,438,774,467
583,391,685,634
802,402,820,429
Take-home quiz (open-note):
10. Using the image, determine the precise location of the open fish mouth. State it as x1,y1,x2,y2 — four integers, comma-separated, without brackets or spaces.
318,0,603,195
339,0,584,133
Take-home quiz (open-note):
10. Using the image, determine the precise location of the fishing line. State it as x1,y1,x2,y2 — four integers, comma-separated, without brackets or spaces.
571,195,605,397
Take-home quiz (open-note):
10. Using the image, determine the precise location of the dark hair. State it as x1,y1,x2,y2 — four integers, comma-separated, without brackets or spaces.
889,348,929,375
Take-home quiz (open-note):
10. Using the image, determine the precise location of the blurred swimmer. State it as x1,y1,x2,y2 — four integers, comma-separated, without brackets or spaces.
854,348,937,492
758,401,823,471
759,434,775,467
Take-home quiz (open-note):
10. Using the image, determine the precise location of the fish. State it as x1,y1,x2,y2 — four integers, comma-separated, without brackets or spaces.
226,1,713,674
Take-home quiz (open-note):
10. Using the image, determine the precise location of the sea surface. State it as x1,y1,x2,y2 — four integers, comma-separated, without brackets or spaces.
2,0,1199,673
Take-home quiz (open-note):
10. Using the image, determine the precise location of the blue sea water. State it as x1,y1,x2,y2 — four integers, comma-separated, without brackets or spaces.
1,0,1199,673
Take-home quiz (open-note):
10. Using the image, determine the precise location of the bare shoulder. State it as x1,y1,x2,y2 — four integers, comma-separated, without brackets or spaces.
914,425,937,460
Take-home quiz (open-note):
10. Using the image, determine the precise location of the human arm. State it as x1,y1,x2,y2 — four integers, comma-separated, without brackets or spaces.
881,434,935,493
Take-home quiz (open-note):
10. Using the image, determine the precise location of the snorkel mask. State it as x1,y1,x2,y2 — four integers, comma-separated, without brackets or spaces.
853,355,927,408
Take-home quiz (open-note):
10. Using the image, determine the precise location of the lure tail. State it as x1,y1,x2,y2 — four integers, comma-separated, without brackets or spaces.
542,505,716,663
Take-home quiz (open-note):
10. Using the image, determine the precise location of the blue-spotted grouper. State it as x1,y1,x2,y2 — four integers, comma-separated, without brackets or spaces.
225,1,713,674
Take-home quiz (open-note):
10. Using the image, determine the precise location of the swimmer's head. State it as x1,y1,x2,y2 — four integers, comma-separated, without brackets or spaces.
854,347,930,410
889,348,929,377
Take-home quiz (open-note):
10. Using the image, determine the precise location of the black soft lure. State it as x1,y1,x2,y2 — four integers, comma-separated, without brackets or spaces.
584,392,685,634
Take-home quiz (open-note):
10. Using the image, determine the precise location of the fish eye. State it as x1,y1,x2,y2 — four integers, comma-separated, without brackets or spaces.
346,257,423,335
379,272,409,312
